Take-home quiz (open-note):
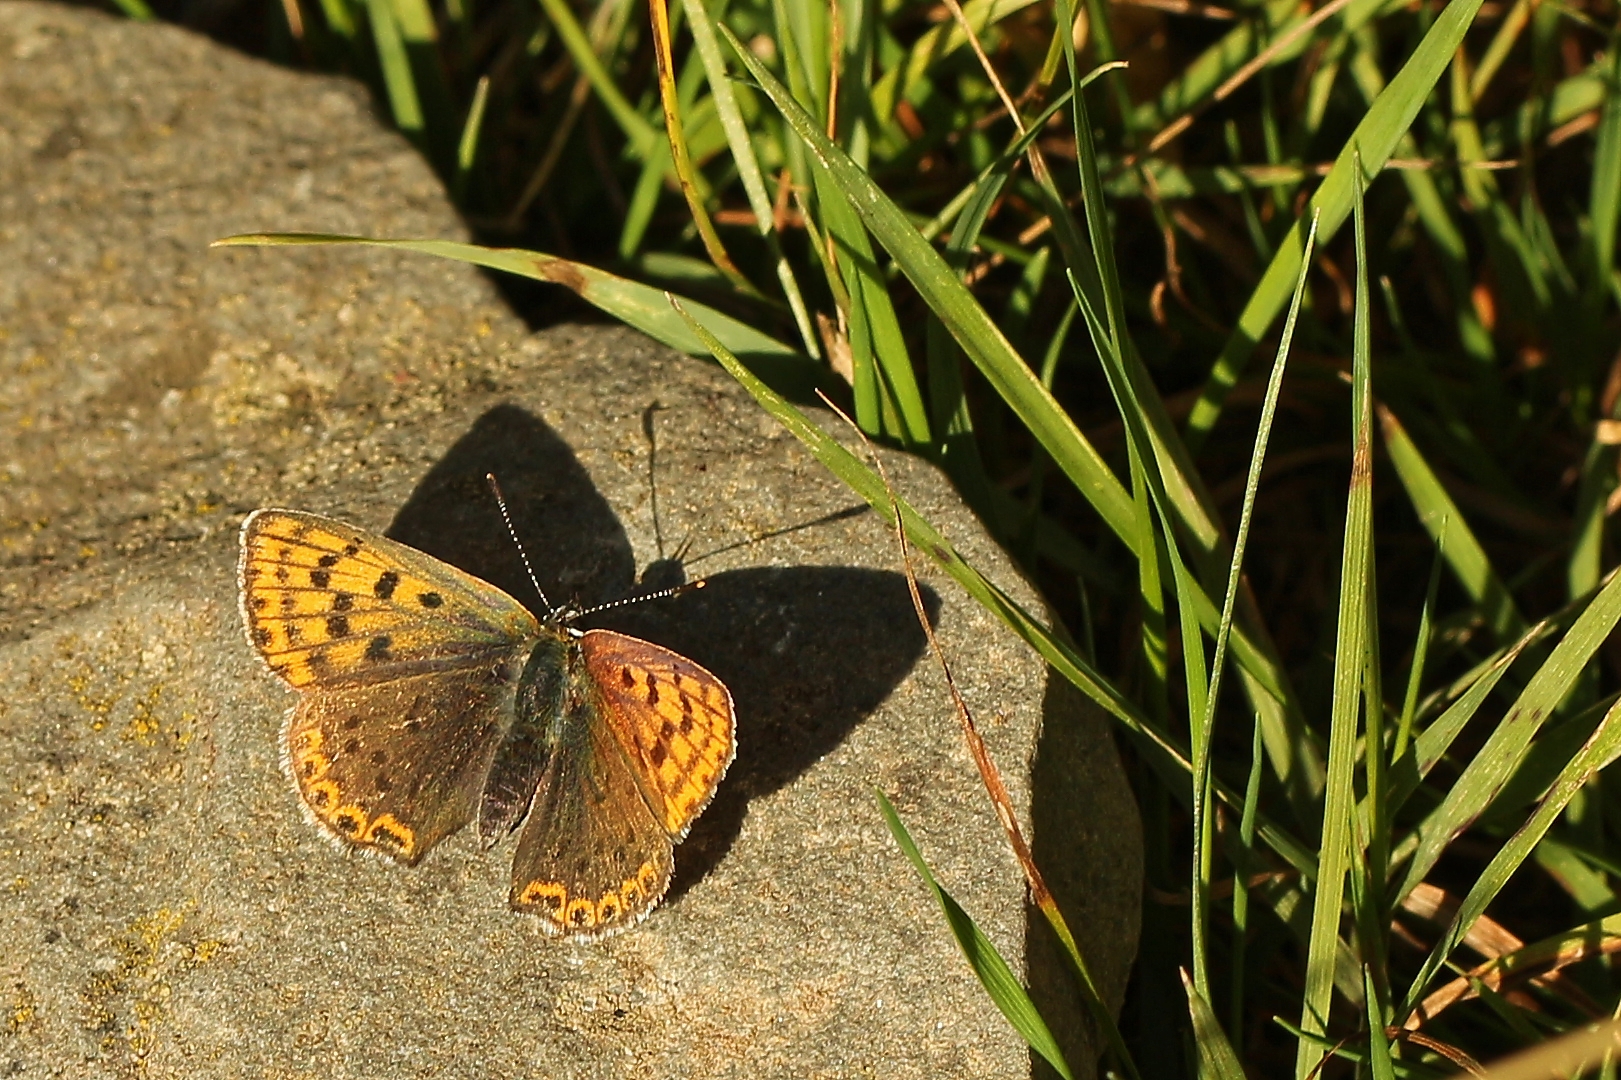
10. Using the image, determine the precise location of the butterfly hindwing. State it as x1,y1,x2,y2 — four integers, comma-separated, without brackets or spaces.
286,666,522,863
239,509,540,689
578,630,736,839
508,646,674,937
240,508,540,864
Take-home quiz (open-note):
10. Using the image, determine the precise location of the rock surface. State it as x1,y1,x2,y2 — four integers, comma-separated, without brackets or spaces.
0,5,1142,1077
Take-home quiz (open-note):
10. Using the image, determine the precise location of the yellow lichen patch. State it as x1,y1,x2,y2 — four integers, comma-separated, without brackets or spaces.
53,625,200,753
79,902,221,1073
8,982,37,1036
122,685,166,745
66,661,119,731
362,814,416,859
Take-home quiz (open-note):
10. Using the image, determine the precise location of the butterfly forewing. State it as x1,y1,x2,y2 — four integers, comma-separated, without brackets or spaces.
240,509,540,689
509,656,674,937
579,630,736,839
241,509,539,864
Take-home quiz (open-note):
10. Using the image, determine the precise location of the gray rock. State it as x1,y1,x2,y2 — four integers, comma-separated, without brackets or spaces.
0,4,1142,1077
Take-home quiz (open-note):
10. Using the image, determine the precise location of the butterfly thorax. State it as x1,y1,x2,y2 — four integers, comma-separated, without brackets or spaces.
478,627,577,846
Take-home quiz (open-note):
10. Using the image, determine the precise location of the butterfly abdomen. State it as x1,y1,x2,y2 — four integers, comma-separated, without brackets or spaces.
477,631,571,846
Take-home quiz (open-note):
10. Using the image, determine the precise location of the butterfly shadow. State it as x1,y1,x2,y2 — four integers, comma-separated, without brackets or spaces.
383,403,939,899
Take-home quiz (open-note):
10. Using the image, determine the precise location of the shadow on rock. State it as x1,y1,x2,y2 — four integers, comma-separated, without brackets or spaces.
384,402,939,897
1025,671,1142,1079
386,402,635,612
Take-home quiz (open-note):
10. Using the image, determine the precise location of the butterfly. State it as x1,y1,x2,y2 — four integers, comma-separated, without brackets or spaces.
237,507,736,937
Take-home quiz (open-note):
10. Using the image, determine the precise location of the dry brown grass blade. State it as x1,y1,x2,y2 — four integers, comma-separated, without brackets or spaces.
941,0,1026,134
1391,1030,1486,1077
813,388,1135,1067
1401,883,1621,1029
817,390,1062,919
1133,0,1361,160
647,0,754,294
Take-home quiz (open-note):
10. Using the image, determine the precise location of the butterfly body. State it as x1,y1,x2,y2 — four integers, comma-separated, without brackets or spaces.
238,508,735,938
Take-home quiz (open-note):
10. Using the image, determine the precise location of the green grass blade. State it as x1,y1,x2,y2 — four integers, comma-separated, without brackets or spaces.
109,0,155,19
387,0,451,164
1192,210,1318,1002
1364,966,1396,1080
717,19,1137,537
1184,0,1487,448
1393,535,1447,764
812,164,931,444
534,0,659,156
1053,0,1124,352
729,19,1327,825
1182,969,1247,1080
1590,41,1621,294
670,289,1323,880
683,0,821,360
453,74,490,201
365,0,425,142
1386,619,1547,821
1296,162,1375,1080
1378,404,1529,643
1402,694,1621,1013
1394,568,1621,906
1044,33,1325,827
875,791,1075,1080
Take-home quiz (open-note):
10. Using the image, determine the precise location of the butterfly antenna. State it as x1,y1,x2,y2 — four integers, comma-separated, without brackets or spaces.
574,579,706,621
486,473,555,618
